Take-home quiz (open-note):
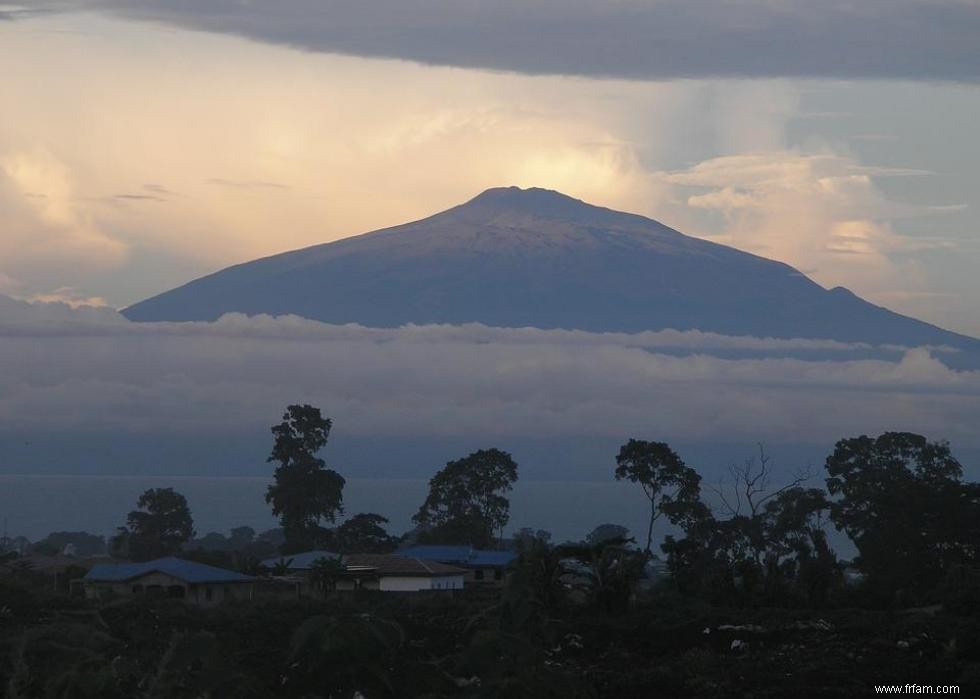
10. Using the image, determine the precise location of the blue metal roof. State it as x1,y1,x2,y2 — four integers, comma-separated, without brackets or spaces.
469,550,517,567
398,545,473,564
398,545,516,568
84,557,254,584
260,550,340,571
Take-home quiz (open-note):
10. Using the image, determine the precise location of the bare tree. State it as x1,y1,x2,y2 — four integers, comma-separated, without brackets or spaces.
708,444,812,519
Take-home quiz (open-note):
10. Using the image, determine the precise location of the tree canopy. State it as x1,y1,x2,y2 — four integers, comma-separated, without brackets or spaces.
413,448,518,548
115,488,195,562
335,513,397,554
615,439,702,554
825,431,980,601
265,405,346,553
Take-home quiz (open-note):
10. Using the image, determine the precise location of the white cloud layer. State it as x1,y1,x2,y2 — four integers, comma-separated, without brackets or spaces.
2,298,979,448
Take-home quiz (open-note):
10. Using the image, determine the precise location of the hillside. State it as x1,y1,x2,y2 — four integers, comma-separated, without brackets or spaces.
123,187,980,351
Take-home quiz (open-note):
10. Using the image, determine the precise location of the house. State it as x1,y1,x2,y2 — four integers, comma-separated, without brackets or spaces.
258,550,341,598
80,557,255,606
256,550,463,594
338,554,465,592
259,549,339,572
397,545,517,586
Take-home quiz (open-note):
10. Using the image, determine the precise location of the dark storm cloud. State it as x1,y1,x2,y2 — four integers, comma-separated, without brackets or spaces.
0,7,54,21
62,0,980,81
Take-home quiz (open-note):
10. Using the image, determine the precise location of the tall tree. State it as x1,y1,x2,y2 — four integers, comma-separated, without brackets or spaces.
413,448,518,548
615,439,701,555
265,405,346,553
825,431,980,600
118,487,195,561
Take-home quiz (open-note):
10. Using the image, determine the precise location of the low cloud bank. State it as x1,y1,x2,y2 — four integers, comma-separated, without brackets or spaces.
2,297,979,449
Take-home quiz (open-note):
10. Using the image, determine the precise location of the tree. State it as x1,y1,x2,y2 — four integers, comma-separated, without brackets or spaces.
760,487,840,606
658,445,842,607
229,526,256,548
510,533,564,612
265,405,346,553
557,532,645,614
335,513,397,554
825,432,980,602
413,448,518,548
513,527,552,548
614,439,701,555
708,444,812,519
308,556,347,595
585,523,630,547
116,488,195,561
32,531,106,557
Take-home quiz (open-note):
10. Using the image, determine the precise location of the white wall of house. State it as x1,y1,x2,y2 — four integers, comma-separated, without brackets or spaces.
378,574,464,592
84,572,253,606
430,575,464,590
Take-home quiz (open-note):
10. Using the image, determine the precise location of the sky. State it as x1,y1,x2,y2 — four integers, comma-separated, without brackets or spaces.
2,1,980,489
1,1,979,336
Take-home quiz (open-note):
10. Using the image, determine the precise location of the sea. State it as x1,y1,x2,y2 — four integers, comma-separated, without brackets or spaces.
0,473,859,556
0,474,653,545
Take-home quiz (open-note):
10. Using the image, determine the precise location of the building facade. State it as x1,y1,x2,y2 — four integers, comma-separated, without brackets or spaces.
81,557,255,606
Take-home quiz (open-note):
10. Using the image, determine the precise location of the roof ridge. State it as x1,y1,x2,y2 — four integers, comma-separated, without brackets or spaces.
415,557,435,574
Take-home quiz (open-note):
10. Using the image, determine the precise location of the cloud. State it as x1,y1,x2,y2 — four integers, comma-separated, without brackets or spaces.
0,7,55,21
23,287,109,308
653,151,949,300
206,178,291,191
38,1,980,82
0,273,21,295
0,16,685,305
0,150,129,280
2,300,978,449
2,11,977,336
111,193,166,202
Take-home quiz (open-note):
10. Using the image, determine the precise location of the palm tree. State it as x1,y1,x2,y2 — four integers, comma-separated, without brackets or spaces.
308,557,345,597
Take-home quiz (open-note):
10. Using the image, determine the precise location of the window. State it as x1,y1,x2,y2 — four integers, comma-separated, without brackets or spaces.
132,584,144,594
493,569,502,581
205,587,213,601
474,570,485,581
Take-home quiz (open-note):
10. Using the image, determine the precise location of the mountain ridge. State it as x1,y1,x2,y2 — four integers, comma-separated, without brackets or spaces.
123,187,980,353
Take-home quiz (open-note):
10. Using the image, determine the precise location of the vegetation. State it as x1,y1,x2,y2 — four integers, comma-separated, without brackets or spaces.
3,413,980,696
614,439,701,555
30,531,106,557
826,432,980,604
335,513,398,554
110,488,195,562
265,404,346,553
413,448,519,548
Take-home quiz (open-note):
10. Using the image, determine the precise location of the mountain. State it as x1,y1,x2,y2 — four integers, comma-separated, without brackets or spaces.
123,186,979,351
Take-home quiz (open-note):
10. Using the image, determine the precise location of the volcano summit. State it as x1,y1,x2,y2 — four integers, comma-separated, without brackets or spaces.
123,187,978,351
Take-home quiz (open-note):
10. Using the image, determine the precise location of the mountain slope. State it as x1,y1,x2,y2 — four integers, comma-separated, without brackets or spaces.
123,187,979,350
